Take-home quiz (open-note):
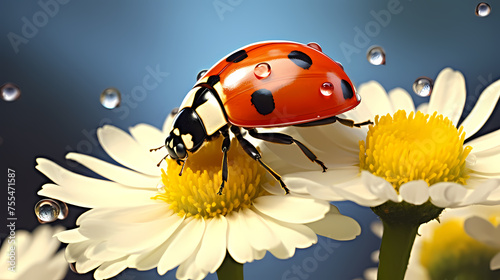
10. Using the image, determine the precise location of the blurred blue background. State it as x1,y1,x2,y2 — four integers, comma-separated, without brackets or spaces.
1,0,499,279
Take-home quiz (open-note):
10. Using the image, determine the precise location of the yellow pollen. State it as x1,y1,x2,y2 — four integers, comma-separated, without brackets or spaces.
359,110,472,191
153,137,268,219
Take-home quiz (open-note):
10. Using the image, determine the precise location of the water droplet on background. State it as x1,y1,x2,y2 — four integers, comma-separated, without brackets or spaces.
320,82,334,96
367,46,386,65
197,69,207,81
476,3,491,17
1,83,21,102
35,199,60,223
56,200,69,220
254,63,271,79
100,88,121,109
412,77,433,97
307,42,322,52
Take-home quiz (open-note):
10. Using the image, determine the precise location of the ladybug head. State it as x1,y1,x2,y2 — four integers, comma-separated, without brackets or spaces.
165,133,186,160
164,108,207,163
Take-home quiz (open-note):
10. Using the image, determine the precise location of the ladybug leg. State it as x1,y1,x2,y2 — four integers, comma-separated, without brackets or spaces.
231,126,290,194
335,116,374,128
217,128,231,195
247,129,327,172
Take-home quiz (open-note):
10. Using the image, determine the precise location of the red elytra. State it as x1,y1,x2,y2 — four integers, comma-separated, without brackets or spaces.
196,41,360,128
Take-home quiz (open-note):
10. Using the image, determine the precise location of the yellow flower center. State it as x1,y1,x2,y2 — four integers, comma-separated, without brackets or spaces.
154,137,268,219
420,219,500,279
359,110,472,191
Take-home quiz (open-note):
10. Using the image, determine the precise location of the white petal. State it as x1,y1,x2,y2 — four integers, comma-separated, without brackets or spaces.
416,102,429,114
264,217,317,259
36,159,157,207
66,152,160,189
306,206,361,241
490,252,500,270
81,212,184,254
253,196,329,224
357,81,394,118
129,123,164,150
466,129,500,154
195,216,228,273
462,179,500,205
362,171,401,203
332,176,389,207
97,125,159,176
399,180,429,205
427,68,466,126
162,111,176,134
469,146,500,174
55,228,88,243
65,240,93,263
461,79,500,140
93,257,128,280
428,182,467,207
239,208,280,251
226,211,254,263
76,203,168,225
388,88,415,113
158,218,205,275
464,216,500,247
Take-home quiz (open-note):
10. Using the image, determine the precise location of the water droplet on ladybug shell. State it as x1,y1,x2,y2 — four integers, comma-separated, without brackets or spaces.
307,42,322,52
320,82,334,96
476,3,491,17
197,69,208,81
254,63,271,79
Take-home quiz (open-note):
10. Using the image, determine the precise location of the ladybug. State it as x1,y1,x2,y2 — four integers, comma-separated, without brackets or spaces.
152,41,372,195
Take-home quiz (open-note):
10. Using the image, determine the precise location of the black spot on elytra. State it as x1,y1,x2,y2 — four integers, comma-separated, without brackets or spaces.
251,89,275,115
288,50,312,69
226,49,248,63
341,79,354,99
207,75,220,86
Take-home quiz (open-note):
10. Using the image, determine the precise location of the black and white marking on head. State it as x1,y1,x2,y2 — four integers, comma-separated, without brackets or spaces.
341,79,354,99
226,49,248,63
288,50,312,69
251,89,275,115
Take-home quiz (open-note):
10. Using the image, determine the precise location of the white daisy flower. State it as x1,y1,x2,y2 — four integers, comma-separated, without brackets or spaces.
267,67,500,210
35,113,361,280
464,212,500,271
405,206,500,279
0,225,67,280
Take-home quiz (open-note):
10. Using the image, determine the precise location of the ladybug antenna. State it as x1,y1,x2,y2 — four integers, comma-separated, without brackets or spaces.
156,156,167,167
150,145,164,152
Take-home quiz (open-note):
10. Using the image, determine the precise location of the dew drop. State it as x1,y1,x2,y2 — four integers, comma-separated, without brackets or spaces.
34,199,60,223
466,153,477,166
56,200,69,220
335,61,344,70
254,63,271,79
476,3,491,17
307,42,322,52
367,46,386,65
412,77,433,97
1,83,21,102
170,107,179,117
197,69,208,81
100,88,121,109
320,82,334,96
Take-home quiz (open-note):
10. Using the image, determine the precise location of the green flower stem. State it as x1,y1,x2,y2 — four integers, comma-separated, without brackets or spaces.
217,254,244,280
377,220,419,280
